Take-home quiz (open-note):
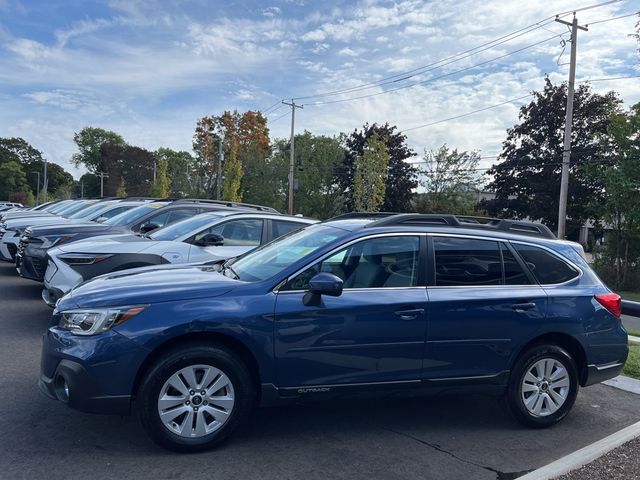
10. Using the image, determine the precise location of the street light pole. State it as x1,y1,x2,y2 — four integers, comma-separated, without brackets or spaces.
31,171,40,205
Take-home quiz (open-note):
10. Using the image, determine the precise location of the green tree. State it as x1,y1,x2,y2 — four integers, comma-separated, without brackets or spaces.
0,161,29,200
78,173,101,198
353,133,390,212
154,148,195,197
116,177,127,197
589,103,640,289
340,123,417,212
482,78,622,233
149,160,171,198
416,145,483,215
100,144,155,196
72,127,126,173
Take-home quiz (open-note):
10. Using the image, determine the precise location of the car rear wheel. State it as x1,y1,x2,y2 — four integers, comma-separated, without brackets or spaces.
507,344,578,428
137,343,256,452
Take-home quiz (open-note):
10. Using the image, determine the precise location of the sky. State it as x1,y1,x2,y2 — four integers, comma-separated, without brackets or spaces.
0,0,638,178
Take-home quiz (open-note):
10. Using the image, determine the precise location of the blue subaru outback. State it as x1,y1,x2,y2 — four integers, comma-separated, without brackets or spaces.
39,214,628,452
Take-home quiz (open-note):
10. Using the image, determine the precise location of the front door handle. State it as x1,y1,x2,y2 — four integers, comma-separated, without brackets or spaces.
394,308,425,320
511,302,537,312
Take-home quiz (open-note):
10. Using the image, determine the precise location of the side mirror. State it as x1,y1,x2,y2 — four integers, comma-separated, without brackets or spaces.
309,272,343,297
139,223,160,234
196,233,224,247
95,216,108,223
303,273,343,306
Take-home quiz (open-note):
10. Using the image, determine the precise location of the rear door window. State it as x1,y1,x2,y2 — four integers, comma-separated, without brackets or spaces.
512,244,579,284
433,237,502,286
273,220,304,238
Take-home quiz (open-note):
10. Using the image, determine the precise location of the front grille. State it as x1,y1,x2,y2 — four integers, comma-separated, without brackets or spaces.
30,257,47,279
7,243,17,259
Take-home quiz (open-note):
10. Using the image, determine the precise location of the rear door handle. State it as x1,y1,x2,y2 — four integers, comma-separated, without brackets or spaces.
394,308,425,320
511,302,537,312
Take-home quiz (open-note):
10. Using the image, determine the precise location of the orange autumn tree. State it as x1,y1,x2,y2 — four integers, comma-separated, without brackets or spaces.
193,110,270,201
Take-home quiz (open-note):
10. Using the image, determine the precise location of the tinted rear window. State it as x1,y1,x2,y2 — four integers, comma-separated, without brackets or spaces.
434,237,502,286
513,244,579,284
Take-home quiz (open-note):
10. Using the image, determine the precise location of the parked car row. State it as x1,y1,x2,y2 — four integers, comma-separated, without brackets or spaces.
1,200,629,453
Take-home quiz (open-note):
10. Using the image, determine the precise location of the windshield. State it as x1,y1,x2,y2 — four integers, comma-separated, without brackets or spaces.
150,213,222,241
230,224,346,282
68,202,114,220
57,201,97,217
104,204,166,226
46,200,75,214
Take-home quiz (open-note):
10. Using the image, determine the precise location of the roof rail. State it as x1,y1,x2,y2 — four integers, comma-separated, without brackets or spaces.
172,198,279,213
327,212,396,221
365,213,556,239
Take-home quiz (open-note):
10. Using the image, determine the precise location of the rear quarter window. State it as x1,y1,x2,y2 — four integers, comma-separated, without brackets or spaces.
512,244,580,284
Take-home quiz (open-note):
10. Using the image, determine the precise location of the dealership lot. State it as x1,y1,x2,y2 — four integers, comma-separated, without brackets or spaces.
1,261,638,480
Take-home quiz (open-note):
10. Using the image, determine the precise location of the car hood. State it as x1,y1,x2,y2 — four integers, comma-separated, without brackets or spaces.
54,234,160,255
27,223,128,238
5,217,86,231
60,264,242,309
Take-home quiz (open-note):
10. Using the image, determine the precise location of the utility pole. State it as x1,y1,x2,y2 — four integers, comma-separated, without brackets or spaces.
96,171,109,198
153,161,157,182
282,99,303,215
555,13,587,239
217,134,223,200
31,172,40,205
80,181,84,199
42,158,48,203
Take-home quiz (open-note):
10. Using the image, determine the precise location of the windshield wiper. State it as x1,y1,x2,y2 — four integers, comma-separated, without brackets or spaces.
222,259,240,280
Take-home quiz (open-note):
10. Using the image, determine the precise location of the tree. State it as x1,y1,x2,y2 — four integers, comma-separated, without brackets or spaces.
116,177,127,197
352,133,390,212
100,144,155,196
149,160,171,198
340,123,417,212
193,110,270,201
416,145,483,215
0,137,74,201
78,173,101,198
72,127,126,173
589,103,640,290
482,78,622,233
154,148,195,198
0,161,29,201
264,132,346,217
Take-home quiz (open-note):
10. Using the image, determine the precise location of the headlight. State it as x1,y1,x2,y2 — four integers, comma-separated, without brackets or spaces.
58,305,147,335
59,253,114,265
39,235,75,248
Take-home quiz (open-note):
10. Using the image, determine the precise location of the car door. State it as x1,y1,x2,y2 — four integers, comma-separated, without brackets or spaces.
194,218,265,260
424,235,547,382
274,234,427,389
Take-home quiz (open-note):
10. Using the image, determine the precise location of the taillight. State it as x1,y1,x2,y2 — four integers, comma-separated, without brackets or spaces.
595,293,621,318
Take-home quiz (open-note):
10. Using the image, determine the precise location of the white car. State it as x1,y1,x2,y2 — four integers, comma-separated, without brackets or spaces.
42,211,316,305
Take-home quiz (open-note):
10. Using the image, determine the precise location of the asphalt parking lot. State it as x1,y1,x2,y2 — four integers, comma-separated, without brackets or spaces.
1,261,639,480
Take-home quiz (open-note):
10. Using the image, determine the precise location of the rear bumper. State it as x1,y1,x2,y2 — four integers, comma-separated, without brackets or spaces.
583,361,626,387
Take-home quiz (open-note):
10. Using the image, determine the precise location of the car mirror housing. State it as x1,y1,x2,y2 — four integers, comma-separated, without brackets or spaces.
139,223,160,234
195,233,225,247
308,272,343,297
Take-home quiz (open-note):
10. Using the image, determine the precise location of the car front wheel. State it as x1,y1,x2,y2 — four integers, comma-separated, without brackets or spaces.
507,344,578,428
137,343,256,452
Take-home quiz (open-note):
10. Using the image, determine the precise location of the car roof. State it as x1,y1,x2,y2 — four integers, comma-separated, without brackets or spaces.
194,210,317,223
322,213,559,245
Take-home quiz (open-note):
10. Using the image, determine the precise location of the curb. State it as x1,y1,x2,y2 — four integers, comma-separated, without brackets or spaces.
604,374,640,395
517,420,640,480
629,335,640,345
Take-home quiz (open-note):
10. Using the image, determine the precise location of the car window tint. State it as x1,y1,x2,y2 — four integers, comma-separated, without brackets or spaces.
513,244,579,284
285,236,419,290
273,220,303,238
167,209,194,224
434,237,502,286
502,243,531,285
205,219,264,246
98,206,130,220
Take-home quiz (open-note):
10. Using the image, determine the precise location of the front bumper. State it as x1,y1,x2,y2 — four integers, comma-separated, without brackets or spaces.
18,249,48,282
38,359,131,415
43,256,84,300
39,327,148,416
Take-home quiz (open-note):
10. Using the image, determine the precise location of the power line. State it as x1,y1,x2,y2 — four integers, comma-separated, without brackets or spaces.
586,10,640,25
305,35,562,106
269,109,291,124
555,0,624,16
261,100,283,115
293,18,562,101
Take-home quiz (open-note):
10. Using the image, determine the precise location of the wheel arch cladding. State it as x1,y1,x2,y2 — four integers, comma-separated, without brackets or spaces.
131,332,262,401
512,333,588,386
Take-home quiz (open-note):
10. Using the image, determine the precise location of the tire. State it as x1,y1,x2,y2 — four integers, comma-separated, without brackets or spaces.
137,343,256,452
506,344,578,428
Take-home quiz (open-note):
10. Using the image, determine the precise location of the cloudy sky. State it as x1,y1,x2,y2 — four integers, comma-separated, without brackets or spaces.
0,0,638,177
